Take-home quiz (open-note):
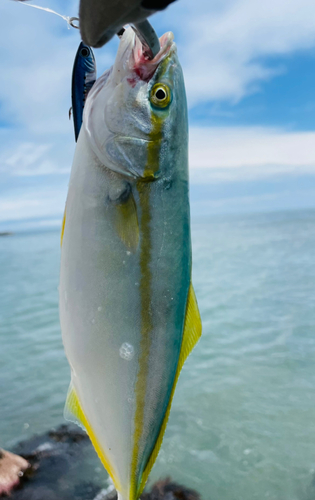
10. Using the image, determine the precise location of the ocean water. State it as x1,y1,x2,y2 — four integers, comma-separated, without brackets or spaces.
1,209,315,500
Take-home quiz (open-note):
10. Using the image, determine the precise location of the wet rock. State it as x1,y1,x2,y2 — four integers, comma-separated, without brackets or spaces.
5,424,201,500
89,479,201,500
0,449,30,496
141,478,201,500
9,425,92,500
14,424,88,459
48,424,88,444
73,481,101,500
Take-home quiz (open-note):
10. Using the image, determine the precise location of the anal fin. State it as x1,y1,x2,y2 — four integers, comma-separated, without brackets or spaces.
64,381,87,432
64,382,121,492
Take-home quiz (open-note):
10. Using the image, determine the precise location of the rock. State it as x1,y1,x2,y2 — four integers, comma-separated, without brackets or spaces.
0,449,30,496
11,424,93,500
89,478,201,500
141,478,201,500
73,481,101,500
48,424,88,444
6,424,201,500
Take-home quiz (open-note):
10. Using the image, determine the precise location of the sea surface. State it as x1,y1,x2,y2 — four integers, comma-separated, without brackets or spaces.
1,209,315,500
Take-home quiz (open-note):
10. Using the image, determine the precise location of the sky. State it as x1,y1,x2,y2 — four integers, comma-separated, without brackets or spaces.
0,0,315,229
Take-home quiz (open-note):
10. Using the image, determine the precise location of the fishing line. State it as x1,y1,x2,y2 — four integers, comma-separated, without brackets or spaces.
14,1,79,29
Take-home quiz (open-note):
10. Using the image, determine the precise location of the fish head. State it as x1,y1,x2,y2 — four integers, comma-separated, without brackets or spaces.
84,27,187,180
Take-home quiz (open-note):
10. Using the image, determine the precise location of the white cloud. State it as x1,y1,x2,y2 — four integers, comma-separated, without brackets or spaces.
0,184,68,222
5,143,50,168
1,126,314,223
189,127,315,180
161,0,315,103
1,0,315,223
2,0,315,132
0,0,117,133
1,142,70,176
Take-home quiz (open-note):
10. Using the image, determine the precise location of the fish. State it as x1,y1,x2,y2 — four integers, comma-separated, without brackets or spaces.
59,27,201,500
71,41,96,141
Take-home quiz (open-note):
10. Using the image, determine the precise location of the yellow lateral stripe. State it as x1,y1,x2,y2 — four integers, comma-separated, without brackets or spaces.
129,86,165,499
130,181,153,500
66,388,122,492
139,283,202,494
60,208,66,247
131,54,188,499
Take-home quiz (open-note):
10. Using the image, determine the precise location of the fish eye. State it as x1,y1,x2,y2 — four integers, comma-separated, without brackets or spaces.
150,83,171,109
80,47,90,57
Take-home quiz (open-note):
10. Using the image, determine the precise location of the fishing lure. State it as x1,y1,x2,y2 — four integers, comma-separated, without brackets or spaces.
71,42,96,141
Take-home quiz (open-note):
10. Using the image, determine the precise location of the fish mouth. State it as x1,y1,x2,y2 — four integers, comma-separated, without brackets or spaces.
131,29,175,81
113,28,174,85
111,28,176,87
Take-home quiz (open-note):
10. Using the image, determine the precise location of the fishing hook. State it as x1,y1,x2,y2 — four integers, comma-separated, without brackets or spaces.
131,19,160,60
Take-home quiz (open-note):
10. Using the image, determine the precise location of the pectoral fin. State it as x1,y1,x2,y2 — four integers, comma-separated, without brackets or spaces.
60,209,66,247
138,283,202,494
114,193,139,252
64,382,121,491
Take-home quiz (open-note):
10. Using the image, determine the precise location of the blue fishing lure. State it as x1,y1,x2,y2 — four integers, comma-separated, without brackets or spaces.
71,42,96,141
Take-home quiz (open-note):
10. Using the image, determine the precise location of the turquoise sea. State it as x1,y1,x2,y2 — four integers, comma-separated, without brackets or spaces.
1,209,315,500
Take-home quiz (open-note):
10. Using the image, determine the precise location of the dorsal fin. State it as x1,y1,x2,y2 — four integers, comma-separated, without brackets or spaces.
138,283,202,495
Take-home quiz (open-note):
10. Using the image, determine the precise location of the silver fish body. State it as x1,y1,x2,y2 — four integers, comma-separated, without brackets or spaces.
59,28,201,500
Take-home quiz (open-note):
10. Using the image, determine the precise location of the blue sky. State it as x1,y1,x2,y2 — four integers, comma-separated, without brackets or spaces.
190,51,315,129
0,0,315,229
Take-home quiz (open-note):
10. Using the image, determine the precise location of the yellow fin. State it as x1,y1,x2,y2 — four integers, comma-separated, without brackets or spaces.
60,208,66,247
64,382,87,431
64,383,121,491
139,283,202,494
115,194,139,252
